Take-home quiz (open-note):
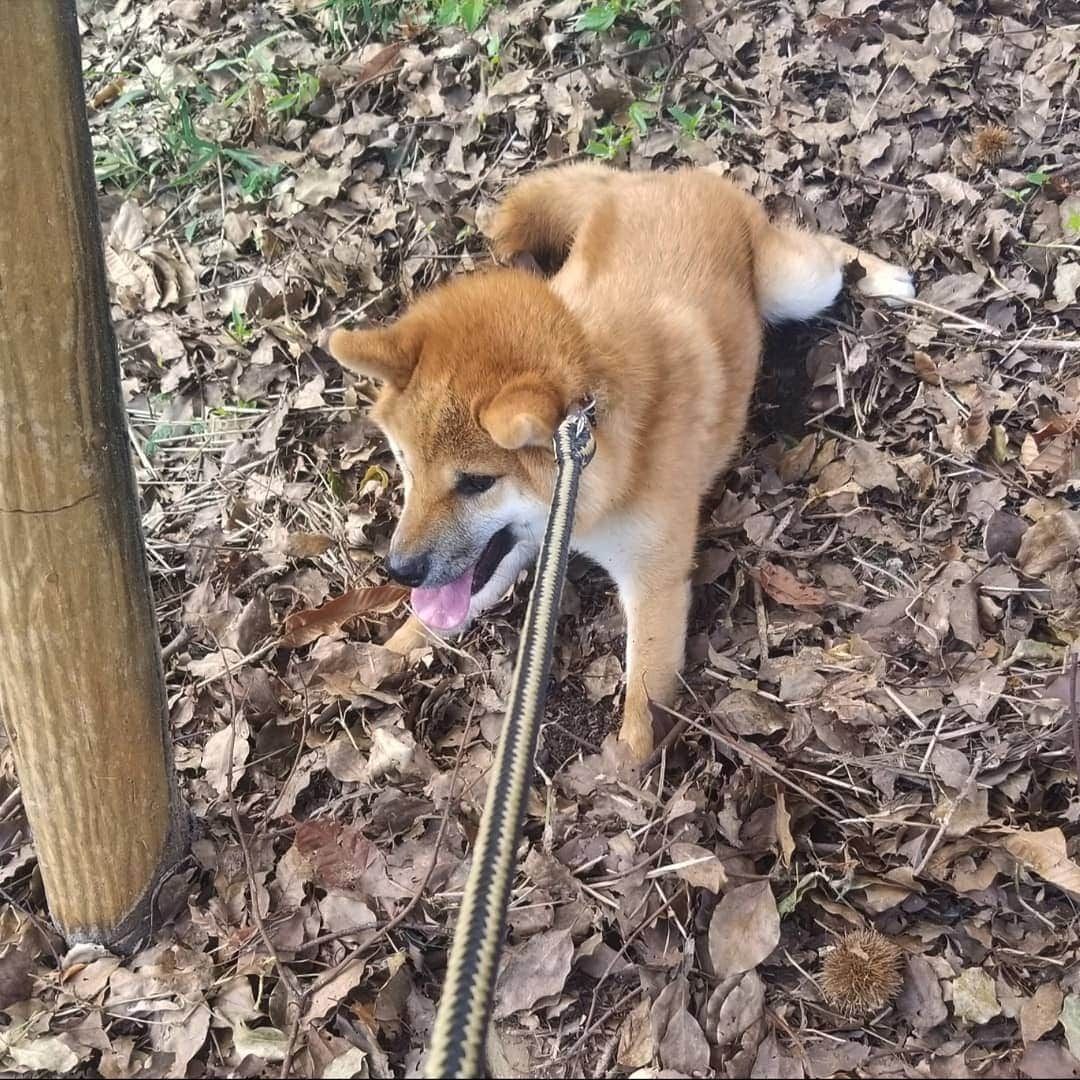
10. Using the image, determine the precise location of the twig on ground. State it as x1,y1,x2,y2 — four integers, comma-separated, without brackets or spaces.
912,752,984,877
160,625,192,663
656,703,844,821
568,985,645,1063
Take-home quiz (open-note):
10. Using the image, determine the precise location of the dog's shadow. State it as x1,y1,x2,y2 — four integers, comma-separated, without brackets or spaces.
754,319,817,441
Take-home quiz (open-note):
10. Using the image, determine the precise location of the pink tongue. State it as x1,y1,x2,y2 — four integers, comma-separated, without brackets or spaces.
411,565,475,631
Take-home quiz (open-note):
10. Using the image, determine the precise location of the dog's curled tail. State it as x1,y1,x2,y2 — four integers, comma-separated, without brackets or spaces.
490,162,617,273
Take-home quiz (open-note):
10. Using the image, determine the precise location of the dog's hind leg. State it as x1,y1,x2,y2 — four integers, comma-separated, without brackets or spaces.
490,163,618,273
754,222,914,323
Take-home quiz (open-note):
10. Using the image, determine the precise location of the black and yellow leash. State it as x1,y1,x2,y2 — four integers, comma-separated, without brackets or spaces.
425,400,597,1078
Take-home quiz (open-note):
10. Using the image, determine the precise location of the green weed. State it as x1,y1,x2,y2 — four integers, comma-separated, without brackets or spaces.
433,0,487,31
313,0,492,39
574,0,674,34
667,99,736,140
575,0,630,32
94,134,148,190
240,164,285,201
163,96,275,193
226,305,255,344
1004,168,1053,205
585,85,662,159
585,123,634,160
318,0,405,39
211,36,321,121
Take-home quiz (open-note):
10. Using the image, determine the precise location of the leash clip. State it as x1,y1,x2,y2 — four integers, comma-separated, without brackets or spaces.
556,395,597,467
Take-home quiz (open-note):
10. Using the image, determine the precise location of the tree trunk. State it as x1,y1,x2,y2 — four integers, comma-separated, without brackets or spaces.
0,1,187,948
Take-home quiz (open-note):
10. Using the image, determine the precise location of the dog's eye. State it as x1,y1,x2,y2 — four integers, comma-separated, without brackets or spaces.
456,473,498,496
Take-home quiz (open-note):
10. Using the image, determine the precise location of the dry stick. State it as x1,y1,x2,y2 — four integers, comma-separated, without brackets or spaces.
0,786,23,822
571,986,645,1074
643,716,689,771
585,833,692,889
766,1006,814,1076
752,576,770,665
591,1023,625,1079
895,295,1003,336
160,625,192,664
655,703,844,822
543,719,602,756
895,295,1080,354
1004,336,1080,353
570,976,643,1058
265,705,311,824
655,11,726,116
912,752,984,878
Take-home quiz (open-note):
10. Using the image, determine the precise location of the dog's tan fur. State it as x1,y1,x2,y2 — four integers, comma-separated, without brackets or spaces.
329,164,913,760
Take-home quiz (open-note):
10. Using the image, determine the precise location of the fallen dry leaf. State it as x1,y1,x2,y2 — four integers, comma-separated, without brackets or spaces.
711,969,765,1052
356,41,406,84
1019,1041,1080,1079
757,562,826,609
616,998,653,1069
1022,982,1064,1045
492,929,573,1020
1063,994,1080,1061
281,585,409,647
669,842,727,893
1016,512,1080,577
279,531,335,558
985,510,1028,559
952,967,1001,1024
294,820,380,892
304,959,367,1025
897,956,948,1035
659,1004,710,1075
708,881,780,980
715,689,788,736
201,720,249,797
2,1035,80,1075
999,828,1080,899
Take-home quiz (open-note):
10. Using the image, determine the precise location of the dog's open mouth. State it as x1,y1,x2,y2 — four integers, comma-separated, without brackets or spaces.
410,526,517,631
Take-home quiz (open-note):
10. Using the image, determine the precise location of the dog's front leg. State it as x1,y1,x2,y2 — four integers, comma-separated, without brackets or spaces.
616,539,694,761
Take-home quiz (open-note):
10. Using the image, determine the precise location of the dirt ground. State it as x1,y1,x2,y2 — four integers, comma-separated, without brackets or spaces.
2,0,1080,1076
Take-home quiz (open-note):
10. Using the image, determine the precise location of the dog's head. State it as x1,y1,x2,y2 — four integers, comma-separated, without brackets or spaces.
329,269,589,635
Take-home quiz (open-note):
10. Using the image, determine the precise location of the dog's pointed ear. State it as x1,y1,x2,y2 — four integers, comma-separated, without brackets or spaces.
479,379,563,450
327,324,419,390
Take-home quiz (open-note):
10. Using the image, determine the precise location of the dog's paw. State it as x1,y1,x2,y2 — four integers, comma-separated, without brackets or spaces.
384,614,433,655
856,256,915,307
618,703,655,763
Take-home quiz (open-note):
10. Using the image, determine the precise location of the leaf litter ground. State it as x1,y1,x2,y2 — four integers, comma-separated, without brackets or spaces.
2,1,1080,1076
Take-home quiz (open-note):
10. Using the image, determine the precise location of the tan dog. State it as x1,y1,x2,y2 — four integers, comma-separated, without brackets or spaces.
329,164,913,760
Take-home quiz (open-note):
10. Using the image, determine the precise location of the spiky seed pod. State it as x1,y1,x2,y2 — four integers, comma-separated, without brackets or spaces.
972,125,1012,166
820,929,904,1016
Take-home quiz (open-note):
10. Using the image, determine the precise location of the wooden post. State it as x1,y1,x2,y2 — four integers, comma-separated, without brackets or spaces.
0,2,186,947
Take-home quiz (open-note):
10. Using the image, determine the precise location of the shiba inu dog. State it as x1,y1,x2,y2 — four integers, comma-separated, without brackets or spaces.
329,163,914,760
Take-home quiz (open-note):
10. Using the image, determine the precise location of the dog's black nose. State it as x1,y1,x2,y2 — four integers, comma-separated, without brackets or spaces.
387,551,431,588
